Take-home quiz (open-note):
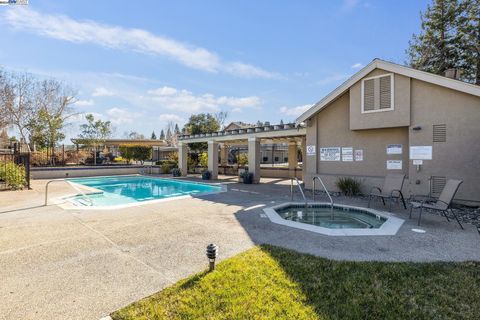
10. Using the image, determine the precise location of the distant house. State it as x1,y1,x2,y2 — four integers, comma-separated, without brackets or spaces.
223,122,255,132
297,59,480,202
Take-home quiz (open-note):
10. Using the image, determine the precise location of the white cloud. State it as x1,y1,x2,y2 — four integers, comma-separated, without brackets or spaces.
105,107,141,125
147,86,262,113
316,73,351,86
4,8,280,79
351,63,364,69
73,99,94,107
280,104,313,117
158,114,184,123
92,87,115,97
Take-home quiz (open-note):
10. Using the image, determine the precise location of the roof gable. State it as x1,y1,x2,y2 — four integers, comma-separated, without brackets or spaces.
296,59,480,123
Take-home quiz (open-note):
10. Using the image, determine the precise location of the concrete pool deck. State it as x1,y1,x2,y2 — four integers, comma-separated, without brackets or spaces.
0,175,479,319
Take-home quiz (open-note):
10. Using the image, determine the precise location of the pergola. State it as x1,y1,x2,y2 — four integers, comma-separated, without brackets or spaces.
178,123,307,182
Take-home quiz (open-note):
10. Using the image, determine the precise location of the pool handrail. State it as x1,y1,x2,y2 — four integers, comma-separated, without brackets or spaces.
290,177,308,209
44,179,93,206
312,176,334,209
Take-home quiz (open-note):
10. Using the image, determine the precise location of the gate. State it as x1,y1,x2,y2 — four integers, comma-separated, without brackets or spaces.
0,147,30,190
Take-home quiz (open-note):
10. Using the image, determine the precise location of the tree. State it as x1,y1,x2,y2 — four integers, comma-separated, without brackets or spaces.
0,68,12,131
125,131,145,139
214,111,229,130
78,114,112,165
159,129,165,140
151,131,157,139
407,0,479,83
183,113,220,151
174,123,180,134
457,0,480,84
30,79,77,163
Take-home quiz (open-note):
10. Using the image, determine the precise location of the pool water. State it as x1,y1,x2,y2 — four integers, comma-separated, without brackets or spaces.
276,205,387,229
66,176,222,207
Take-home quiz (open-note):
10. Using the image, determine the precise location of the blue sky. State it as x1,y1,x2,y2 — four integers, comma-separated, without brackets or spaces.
0,0,429,140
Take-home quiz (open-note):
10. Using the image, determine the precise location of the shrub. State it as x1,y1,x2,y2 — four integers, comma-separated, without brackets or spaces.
171,168,182,177
0,161,26,190
336,177,362,196
237,153,248,166
161,163,171,174
119,144,152,164
199,152,208,168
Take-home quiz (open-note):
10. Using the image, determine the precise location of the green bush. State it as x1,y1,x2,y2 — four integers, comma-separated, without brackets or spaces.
199,152,208,168
160,163,172,174
0,161,26,190
237,153,248,166
336,177,362,196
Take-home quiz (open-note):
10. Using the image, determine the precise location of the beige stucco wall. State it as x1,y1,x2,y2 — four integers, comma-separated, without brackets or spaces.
350,69,411,130
407,79,480,202
31,166,149,180
304,68,480,203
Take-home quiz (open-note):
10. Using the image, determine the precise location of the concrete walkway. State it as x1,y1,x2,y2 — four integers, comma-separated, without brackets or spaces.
0,176,478,320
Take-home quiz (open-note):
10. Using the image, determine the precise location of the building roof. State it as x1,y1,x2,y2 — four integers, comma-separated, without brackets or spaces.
71,138,168,146
296,59,480,123
224,121,255,131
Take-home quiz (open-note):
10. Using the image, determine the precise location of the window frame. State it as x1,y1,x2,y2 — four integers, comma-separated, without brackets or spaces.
361,73,395,114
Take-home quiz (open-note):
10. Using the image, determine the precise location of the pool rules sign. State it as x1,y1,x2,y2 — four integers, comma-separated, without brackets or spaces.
306,145,316,156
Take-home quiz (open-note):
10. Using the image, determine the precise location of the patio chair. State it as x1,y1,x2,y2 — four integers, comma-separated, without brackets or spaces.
368,173,406,211
409,179,463,229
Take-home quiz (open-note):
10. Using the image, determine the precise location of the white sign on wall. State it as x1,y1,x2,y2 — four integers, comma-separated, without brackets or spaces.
387,144,403,154
354,149,364,161
320,147,341,161
387,160,402,170
413,159,423,165
306,145,316,156
342,147,353,161
410,146,432,160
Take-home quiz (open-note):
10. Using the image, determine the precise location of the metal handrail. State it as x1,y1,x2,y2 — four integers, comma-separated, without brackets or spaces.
44,179,93,206
312,176,334,209
291,177,308,209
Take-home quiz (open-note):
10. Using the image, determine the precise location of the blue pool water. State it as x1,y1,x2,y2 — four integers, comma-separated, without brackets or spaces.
66,176,222,207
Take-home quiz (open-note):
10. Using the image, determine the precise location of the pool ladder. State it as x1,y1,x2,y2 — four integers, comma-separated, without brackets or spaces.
312,176,334,209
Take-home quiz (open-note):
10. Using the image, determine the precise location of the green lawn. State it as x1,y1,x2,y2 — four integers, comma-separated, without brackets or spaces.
112,245,480,320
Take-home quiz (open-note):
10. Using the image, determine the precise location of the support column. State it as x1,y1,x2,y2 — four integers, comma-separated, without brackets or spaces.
301,136,306,181
248,137,261,183
304,118,318,189
288,141,298,178
220,144,228,166
178,142,188,176
208,140,219,180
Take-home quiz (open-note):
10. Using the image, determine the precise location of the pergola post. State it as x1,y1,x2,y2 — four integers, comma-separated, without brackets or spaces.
288,140,298,178
248,137,261,183
208,140,219,179
178,142,188,176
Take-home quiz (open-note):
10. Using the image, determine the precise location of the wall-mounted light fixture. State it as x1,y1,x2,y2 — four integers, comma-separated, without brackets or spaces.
412,126,422,131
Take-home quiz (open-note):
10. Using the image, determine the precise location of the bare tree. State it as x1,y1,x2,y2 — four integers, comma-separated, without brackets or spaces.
1,71,37,151
165,121,178,147
0,68,13,130
214,111,229,130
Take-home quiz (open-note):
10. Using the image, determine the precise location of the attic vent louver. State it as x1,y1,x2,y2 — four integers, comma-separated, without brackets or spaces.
433,124,446,142
431,176,446,196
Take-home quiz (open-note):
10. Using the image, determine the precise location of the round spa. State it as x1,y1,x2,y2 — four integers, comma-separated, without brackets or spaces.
263,202,404,236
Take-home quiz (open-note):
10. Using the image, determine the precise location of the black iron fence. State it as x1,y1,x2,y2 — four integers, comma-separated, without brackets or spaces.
0,149,30,191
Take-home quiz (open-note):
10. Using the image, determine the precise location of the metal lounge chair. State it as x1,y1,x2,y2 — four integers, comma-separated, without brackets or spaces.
409,179,463,229
368,173,406,211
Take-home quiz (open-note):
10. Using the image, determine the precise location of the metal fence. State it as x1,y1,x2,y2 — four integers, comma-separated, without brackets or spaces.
0,149,30,191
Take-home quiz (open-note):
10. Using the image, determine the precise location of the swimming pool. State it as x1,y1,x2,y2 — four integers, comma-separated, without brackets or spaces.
66,176,223,207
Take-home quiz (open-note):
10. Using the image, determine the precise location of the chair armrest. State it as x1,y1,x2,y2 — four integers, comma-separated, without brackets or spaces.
370,186,382,195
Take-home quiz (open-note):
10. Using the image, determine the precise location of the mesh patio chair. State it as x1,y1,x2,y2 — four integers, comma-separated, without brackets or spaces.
368,173,407,211
409,179,463,229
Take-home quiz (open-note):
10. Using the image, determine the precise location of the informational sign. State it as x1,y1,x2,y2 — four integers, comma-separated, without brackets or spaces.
342,147,353,161
387,144,402,154
320,147,341,161
413,159,423,165
354,149,364,161
306,145,316,156
387,160,402,170
410,146,432,160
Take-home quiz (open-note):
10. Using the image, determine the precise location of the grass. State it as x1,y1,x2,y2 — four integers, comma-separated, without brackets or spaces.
112,245,480,320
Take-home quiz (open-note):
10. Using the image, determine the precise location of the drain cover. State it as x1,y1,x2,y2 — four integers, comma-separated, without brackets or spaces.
411,228,426,233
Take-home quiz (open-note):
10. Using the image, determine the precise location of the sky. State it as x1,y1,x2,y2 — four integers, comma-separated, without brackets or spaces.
0,0,430,141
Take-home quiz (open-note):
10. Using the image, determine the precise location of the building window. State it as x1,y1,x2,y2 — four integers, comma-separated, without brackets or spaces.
263,156,268,162
361,73,394,113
